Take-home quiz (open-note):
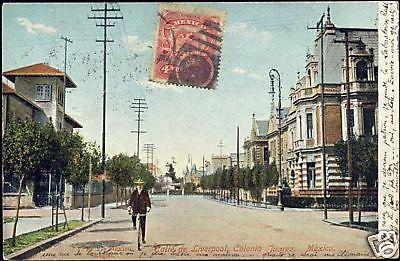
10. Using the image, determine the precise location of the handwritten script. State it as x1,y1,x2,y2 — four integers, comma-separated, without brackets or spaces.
378,1,399,238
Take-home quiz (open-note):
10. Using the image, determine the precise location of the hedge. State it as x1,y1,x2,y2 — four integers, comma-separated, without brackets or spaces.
266,195,378,210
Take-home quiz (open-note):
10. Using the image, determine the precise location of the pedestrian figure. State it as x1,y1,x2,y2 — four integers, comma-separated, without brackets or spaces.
128,178,151,244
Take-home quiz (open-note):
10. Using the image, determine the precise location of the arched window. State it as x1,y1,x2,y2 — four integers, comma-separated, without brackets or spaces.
356,60,368,81
307,69,312,86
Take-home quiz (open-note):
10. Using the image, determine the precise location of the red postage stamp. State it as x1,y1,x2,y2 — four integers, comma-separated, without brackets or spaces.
150,3,226,90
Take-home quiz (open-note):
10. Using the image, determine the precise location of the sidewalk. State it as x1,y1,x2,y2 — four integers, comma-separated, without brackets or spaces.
323,213,378,232
3,203,115,240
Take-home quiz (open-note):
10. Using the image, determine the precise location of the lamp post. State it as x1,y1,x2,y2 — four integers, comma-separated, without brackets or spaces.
269,68,284,211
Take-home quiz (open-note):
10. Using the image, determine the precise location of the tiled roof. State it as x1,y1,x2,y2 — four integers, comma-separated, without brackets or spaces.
2,82,15,93
3,63,77,88
2,81,43,111
64,114,83,128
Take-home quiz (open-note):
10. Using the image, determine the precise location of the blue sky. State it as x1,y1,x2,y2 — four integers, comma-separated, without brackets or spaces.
2,2,378,176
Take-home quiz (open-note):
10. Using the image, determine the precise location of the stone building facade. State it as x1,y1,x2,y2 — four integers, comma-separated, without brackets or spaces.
244,12,378,197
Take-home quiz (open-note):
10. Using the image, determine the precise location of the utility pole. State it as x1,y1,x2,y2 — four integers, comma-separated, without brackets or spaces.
202,155,205,177
334,29,358,225
88,3,123,219
217,140,225,157
269,68,284,211
307,10,328,220
131,98,148,160
236,126,240,205
143,143,155,173
61,35,73,119
88,156,92,221
55,35,73,232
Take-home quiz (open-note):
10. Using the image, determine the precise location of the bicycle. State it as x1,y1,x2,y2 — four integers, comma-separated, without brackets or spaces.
136,213,148,251
128,207,149,251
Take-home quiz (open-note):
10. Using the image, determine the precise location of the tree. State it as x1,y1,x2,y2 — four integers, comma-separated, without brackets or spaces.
107,154,155,206
2,118,43,246
334,136,378,223
107,153,136,207
265,162,279,188
64,137,101,221
40,124,82,230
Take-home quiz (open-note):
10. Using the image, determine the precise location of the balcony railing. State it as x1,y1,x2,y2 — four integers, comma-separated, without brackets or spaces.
294,139,304,149
341,81,377,93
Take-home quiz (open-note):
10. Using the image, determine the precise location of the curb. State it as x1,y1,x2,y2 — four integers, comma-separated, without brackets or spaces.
5,218,103,260
322,219,378,233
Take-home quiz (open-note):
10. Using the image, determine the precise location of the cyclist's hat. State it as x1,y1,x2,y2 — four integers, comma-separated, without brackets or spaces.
134,178,145,185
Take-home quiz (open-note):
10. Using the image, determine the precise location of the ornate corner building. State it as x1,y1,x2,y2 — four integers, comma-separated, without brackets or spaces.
245,11,378,197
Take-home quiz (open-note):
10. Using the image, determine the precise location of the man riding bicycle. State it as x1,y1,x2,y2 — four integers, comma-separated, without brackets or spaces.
128,178,151,244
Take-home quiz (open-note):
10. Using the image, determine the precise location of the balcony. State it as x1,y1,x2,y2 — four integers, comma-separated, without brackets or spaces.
294,140,304,150
341,81,377,93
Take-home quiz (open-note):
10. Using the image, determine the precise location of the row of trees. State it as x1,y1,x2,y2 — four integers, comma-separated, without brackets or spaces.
107,153,155,207
200,162,279,201
3,118,102,246
3,118,155,246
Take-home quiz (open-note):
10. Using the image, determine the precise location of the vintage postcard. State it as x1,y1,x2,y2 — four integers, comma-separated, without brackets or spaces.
2,1,399,260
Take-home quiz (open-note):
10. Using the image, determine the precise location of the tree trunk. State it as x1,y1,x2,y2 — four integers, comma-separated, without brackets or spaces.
11,175,25,247
357,176,362,224
119,187,124,207
116,184,119,208
81,185,85,222
124,188,127,207
55,177,59,232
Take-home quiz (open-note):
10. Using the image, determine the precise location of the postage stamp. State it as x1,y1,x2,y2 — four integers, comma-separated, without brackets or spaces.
150,3,226,90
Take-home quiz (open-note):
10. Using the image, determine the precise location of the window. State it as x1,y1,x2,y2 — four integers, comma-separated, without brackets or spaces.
306,113,313,139
363,108,376,137
306,162,316,189
35,84,52,101
58,85,64,105
263,145,269,166
356,61,368,81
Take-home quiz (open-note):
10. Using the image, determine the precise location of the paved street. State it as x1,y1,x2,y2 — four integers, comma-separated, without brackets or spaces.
27,195,377,259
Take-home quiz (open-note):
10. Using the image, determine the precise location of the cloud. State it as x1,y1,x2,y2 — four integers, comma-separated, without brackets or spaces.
249,73,264,81
232,67,247,75
17,17,57,35
232,68,265,81
225,22,268,44
124,35,152,53
135,79,183,93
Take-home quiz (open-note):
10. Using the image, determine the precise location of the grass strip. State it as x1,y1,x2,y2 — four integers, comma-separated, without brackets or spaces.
3,220,86,256
3,217,14,223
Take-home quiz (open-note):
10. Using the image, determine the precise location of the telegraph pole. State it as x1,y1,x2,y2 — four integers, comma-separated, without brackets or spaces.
131,98,148,160
236,126,240,205
217,140,225,157
143,143,155,173
54,35,73,232
334,29,358,225
202,155,205,177
308,10,328,220
61,36,73,112
88,3,123,218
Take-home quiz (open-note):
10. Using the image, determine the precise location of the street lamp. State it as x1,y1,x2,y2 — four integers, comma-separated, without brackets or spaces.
269,68,284,211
